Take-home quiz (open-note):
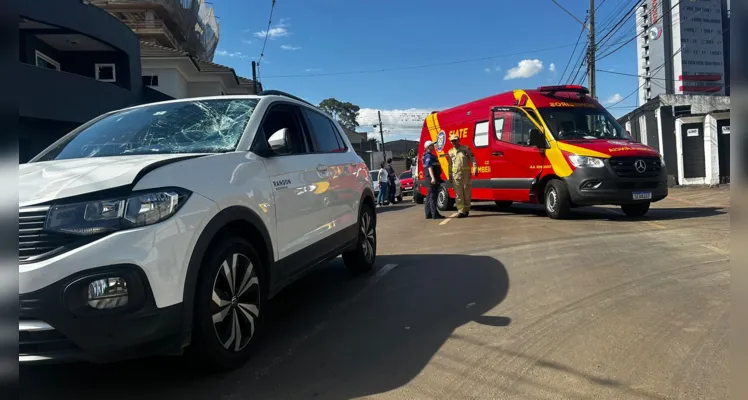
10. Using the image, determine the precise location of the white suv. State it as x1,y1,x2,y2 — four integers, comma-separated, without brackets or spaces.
19,91,377,371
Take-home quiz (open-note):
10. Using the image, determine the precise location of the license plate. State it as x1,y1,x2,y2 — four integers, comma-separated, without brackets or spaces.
632,191,652,200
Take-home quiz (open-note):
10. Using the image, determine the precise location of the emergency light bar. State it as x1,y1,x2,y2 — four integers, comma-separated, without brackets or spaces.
536,85,590,94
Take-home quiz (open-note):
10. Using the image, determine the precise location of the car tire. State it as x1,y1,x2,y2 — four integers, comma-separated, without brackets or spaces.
437,184,455,211
495,200,513,210
343,204,376,273
414,187,424,204
544,179,571,219
620,202,650,217
186,236,265,372
397,195,403,202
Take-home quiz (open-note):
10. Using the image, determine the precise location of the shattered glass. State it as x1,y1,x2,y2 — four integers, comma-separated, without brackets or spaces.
33,99,259,162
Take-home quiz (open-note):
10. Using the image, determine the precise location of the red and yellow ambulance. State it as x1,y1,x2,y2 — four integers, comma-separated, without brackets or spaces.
416,85,668,219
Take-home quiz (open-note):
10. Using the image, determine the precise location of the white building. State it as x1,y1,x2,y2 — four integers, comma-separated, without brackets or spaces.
139,41,261,99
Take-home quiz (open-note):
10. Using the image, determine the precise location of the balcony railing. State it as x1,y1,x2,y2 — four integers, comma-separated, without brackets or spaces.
19,63,136,124
127,20,180,49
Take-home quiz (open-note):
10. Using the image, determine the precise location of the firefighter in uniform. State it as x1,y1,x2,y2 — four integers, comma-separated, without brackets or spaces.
447,133,477,218
422,140,445,219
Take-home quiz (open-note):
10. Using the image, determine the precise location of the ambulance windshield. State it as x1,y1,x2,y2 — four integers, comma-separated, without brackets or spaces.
538,107,632,141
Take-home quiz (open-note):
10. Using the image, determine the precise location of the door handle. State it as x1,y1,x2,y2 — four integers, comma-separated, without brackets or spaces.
492,151,504,157
316,164,328,172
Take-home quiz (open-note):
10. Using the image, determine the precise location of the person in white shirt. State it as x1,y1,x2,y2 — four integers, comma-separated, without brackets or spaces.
377,161,389,206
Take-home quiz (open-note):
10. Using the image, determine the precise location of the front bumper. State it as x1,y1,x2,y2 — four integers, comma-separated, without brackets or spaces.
18,193,219,363
564,161,669,206
20,264,184,364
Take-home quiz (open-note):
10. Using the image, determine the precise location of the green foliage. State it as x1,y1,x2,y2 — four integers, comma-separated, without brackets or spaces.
319,98,361,131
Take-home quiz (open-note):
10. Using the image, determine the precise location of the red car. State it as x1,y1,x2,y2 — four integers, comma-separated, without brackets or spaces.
399,170,414,196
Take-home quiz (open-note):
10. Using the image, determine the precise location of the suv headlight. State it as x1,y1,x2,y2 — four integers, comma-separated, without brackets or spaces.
45,188,191,236
568,155,605,168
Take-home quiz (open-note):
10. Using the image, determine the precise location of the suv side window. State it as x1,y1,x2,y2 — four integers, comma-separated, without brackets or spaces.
259,103,311,154
303,109,347,153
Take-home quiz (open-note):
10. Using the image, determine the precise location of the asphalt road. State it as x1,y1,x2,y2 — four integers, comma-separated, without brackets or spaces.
20,187,730,400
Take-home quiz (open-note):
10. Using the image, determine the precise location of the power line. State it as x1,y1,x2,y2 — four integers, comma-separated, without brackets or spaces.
608,25,729,109
560,14,589,84
597,68,726,84
262,43,579,78
595,1,639,50
549,0,589,29
257,0,276,67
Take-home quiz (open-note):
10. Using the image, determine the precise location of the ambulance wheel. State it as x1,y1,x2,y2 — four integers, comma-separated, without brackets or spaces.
620,202,650,217
494,201,513,210
437,184,455,211
544,180,571,219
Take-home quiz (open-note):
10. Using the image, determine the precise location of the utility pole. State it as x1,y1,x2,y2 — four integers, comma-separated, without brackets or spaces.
587,0,596,99
251,61,258,94
377,110,386,163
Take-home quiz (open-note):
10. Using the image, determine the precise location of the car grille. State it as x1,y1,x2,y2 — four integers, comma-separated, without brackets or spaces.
19,206,77,262
608,157,661,178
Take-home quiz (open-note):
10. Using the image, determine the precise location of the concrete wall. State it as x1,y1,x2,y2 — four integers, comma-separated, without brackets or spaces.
142,68,189,98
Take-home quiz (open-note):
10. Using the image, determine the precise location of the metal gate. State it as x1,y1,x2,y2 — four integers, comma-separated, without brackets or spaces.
717,119,730,184
681,123,706,179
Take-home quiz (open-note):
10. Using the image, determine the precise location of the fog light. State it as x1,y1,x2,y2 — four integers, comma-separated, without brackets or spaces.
582,181,602,190
87,277,128,309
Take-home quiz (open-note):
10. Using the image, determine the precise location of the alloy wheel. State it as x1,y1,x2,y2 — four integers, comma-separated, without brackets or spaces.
438,190,446,207
211,253,260,352
360,211,376,262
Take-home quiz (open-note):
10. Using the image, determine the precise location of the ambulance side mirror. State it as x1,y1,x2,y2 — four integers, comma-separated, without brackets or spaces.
529,128,547,149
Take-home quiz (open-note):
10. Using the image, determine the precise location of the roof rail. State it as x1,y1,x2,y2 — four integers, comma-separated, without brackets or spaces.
259,90,315,106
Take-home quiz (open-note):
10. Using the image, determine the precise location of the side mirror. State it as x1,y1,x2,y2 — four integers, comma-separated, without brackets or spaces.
268,128,291,155
529,128,546,149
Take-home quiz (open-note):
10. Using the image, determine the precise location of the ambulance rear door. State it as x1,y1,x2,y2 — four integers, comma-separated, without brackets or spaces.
489,106,548,202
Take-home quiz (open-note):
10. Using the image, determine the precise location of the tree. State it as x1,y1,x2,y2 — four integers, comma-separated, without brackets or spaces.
319,98,361,131
365,138,379,151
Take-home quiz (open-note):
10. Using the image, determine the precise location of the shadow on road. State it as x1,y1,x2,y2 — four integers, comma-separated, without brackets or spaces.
20,254,510,400
469,203,727,222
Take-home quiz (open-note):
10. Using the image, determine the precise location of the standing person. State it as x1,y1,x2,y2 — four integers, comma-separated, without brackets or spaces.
377,161,389,206
422,140,445,219
447,133,478,218
386,158,397,203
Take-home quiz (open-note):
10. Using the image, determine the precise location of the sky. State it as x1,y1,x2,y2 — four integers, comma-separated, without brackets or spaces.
209,0,643,140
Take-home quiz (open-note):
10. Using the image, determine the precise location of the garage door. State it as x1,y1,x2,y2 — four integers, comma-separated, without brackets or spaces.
681,123,705,179
717,119,730,184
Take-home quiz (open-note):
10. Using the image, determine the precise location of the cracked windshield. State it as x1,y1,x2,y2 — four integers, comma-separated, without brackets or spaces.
33,99,258,161
16,0,731,399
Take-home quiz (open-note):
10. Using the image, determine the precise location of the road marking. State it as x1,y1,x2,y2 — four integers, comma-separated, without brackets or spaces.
701,244,729,255
645,221,667,230
439,212,460,225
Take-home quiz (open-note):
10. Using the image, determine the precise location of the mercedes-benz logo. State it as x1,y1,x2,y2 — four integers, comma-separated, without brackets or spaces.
634,159,647,173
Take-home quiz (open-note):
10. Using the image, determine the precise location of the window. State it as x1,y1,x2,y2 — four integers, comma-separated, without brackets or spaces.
95,64,116,82
492,109,538,146
474,121,489,147
35,50,59,71
399,171,412,179
32,99,259,162
260,104,311,155
493,117,505,141
304,109,346,153
142,75,159,86
537,107,630,141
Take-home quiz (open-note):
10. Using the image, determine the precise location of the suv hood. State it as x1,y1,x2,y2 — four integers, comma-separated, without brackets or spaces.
19,154,204,207
557,139,661,158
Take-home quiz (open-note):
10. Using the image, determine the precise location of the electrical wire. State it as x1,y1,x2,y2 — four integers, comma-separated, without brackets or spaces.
568,44,588,84
262,43,579,78
597,0,717,61
608,26,729,108
559,15,589,84
257,0,276,67
596,1,640,50
597,69,726,85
